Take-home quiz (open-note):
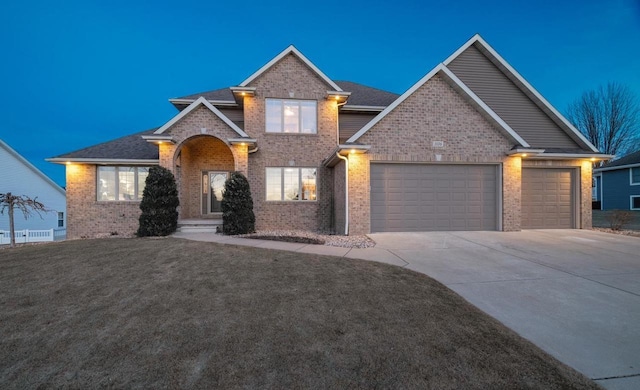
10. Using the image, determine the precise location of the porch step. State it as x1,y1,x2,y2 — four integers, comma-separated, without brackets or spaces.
177,219,222,233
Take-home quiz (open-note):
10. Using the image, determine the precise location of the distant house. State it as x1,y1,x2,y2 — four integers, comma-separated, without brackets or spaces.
593,150,640,210
49,35,610,238
0,139,66,243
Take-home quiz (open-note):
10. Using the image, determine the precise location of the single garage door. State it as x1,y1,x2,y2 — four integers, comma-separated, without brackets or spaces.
370,163,498,232
521,168,575,229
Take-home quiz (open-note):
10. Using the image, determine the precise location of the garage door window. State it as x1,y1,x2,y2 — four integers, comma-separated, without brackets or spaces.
631,196,640,210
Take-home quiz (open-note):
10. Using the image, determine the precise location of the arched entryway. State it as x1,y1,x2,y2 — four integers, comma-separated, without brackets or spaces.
174,135,235,219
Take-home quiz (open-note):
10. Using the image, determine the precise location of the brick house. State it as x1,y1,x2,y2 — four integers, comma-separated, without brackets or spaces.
49,35,610,239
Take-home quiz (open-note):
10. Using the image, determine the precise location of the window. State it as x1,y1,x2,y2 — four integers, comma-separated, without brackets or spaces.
265,99,317,133
97,166,150,201
266,168,317,201
631,196,640,210
57,212,64,228
631,168,640,185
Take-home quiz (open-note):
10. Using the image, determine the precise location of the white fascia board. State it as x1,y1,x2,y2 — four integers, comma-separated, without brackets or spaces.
346,64,444,143
142,135,174,143
594,162,640,173
155,96,249,138
529,153,614,160
1,139,66,195
443,33,481,65
340,105,387,112
506,148,546,155
440,66,530,147
346,64,530,147
447,35,599,152
239,45,342,91
46,158,159,165
168,98,237,107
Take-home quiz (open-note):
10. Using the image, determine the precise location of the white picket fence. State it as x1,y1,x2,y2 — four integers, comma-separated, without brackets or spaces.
0,228,66,245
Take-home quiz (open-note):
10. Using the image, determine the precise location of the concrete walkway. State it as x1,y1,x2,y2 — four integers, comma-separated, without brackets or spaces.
173,229,640,390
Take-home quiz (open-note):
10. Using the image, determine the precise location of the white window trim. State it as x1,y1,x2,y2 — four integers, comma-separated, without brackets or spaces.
265,167,317,202
265,98,317,134
97,166,149,202
630,167,640,186
631,195,640,210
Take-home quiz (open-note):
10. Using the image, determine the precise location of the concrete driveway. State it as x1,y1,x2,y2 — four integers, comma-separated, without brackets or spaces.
367,229,640,390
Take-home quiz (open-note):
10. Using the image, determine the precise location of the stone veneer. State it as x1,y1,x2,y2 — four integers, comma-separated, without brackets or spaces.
242,53,338,232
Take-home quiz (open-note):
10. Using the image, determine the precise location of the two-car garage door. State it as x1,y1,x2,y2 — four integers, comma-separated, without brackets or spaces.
370,163,498,232
370,164,576,232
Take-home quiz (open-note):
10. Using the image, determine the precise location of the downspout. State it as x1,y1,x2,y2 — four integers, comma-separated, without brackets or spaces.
336,152,349,235
336,101,347,145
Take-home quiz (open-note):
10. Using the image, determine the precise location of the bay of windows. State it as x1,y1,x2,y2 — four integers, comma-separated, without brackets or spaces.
266,167,317,201
97,166,150,201
266,99,317,134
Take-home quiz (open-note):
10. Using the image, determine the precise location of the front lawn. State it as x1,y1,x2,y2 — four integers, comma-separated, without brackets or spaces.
0,238,600,389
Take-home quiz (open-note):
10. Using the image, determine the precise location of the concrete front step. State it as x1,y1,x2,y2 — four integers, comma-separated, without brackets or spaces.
177,219,222,233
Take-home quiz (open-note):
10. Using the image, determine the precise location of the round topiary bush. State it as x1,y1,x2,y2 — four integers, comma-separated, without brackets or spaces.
221,171,255,235
137,166,179,237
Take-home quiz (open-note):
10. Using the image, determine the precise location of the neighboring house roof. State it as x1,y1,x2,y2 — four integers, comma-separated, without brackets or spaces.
0,139,65,196
239,45,342,91
49,129,159,162
594,149,640,172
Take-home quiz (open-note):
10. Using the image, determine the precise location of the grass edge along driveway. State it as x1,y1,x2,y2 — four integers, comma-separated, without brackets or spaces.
0,238,601,389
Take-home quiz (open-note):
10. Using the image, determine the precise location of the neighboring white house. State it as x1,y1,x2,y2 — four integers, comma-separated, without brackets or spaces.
1,139,66,243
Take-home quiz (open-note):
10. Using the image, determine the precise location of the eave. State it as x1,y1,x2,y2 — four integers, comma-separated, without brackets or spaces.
323,144,371,167
46,158,159,165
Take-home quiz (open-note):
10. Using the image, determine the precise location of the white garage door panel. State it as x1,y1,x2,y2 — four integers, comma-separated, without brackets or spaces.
370,164,498,232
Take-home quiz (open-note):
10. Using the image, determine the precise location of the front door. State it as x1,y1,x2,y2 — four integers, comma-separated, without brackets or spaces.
202,171,227,214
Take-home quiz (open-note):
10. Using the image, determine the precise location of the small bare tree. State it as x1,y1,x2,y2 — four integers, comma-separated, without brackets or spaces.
566,82,640,158
0,193,48,248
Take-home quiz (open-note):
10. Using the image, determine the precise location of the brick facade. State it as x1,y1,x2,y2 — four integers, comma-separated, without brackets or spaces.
242,53,338,232
63,48,596,238
349,75,516,234
66,164,142,239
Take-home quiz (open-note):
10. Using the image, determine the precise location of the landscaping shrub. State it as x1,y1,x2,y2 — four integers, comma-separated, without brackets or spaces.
221,172,255,235
605,209,634,231
137,166,179,237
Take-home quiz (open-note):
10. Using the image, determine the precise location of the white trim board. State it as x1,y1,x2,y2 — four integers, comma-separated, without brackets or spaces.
346,64,529,147
239,45,342,91
444,34,598,153
154,96,249,138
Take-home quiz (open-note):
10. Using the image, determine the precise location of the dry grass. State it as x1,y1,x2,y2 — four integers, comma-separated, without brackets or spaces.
0,238,600,389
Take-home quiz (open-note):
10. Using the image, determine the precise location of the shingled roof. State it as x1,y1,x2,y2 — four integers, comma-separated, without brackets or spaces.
52,129,159,160
173,81,399,107
597,149,640,170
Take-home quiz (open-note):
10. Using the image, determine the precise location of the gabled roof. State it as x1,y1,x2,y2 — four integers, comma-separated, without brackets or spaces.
594,149,640,172
48,129,159,162
346,64,530,146
335,81,399,107
1,139,65,195
155,96,249,137
239,45,342,91
444,34,598,153
173,87,234,102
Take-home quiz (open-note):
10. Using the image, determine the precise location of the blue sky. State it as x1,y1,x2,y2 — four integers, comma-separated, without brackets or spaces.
1,0,639,187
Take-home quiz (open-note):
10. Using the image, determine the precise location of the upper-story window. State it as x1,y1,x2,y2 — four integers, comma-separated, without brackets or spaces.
631,167,640,185
266,99,317,134
97,166,150,201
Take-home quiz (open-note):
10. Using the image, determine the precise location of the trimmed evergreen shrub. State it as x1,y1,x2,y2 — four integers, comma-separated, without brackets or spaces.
137,166,179,237
221,171,255,235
